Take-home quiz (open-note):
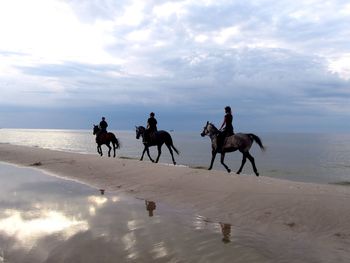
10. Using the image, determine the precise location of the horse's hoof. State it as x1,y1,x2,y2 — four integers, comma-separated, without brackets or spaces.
255,173,259,177
208,168,212,170
173,162,176,165
227,169,231,173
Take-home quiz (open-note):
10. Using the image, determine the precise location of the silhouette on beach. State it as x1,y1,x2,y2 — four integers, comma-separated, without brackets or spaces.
135,126,179,165
93,125,120,157
217,106,234,152
201,121,265,176
145,200,156,217
144,112,158,144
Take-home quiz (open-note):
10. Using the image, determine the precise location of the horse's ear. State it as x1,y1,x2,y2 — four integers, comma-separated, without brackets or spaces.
206,121,209,125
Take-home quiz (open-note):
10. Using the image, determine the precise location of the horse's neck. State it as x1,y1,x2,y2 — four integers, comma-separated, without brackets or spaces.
208,126,219,138
95,130,103,137
138,127,146,138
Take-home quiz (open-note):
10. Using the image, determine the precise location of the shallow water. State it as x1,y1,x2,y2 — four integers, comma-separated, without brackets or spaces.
1,129,350,183
0,162,275,263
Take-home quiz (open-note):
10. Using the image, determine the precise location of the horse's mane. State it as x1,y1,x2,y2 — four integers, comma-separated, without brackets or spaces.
209,122,219,132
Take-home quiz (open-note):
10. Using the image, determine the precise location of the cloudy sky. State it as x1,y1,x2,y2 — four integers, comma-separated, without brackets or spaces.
0,0,349,132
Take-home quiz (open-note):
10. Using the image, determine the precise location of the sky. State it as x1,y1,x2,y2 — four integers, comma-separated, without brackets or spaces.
0,0,349,132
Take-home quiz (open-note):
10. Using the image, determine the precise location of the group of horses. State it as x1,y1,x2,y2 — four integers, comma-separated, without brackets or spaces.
93,122,265,176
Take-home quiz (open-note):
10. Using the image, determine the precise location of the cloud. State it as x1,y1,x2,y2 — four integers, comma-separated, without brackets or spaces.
0,0,350,131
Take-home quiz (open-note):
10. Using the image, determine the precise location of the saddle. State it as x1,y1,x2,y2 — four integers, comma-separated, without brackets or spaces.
218,132,237,151
143,131,157,144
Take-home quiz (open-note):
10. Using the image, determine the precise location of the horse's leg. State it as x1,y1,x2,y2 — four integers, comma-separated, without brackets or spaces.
246,152,259,176
155,145,162,163
97,144,102,156
220,152,231,173
140,146,147,161
236,153,247,174
208,150,217,170
112,141,116,158
106,143,112,157
166,144,176,165
146,147,155,162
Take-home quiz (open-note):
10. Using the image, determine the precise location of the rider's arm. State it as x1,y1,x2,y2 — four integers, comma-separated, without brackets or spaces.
220,117,226,130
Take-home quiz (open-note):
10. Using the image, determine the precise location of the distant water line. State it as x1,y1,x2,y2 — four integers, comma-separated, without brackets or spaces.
0,129,350,184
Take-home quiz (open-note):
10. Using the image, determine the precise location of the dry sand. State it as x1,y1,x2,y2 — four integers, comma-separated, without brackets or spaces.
1,143,350,262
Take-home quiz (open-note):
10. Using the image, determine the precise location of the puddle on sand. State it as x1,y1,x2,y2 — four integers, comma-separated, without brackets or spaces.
0,162,271,263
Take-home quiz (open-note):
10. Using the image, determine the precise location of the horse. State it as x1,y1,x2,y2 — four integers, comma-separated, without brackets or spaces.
135,126,180,165
200,121,265,176
93,125,120,157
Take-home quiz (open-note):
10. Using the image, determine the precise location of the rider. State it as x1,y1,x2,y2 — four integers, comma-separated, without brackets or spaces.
99,117,108,133
97,117,108,141
217,106,234,151
144,112,157,143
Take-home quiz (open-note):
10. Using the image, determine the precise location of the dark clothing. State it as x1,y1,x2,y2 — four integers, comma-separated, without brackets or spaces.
222,113,233,136
144,117,157,143
217,113,234,152
147,117,157,132
99,120,108,133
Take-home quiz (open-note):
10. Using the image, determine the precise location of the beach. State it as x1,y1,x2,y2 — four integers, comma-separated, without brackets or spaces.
1,143,350,262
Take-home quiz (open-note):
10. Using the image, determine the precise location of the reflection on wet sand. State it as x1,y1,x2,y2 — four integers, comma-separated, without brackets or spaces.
145,200,156,217
220,223,231,244
0,163,273,263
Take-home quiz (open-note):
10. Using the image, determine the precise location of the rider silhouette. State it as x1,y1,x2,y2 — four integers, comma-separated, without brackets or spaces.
97,117,108,142
99,117,108,133
144,112,157,143
218,106,234,152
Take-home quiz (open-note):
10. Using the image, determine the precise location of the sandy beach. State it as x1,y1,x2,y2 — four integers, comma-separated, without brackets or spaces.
1,143,350,262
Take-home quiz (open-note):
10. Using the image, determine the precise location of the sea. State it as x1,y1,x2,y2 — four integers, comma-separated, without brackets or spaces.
1,128,350,184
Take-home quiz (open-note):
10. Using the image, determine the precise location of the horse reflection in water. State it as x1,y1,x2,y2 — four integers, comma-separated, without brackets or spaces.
145,200,156,217
201,122,265,176
220,223,232,244
135,126,180,165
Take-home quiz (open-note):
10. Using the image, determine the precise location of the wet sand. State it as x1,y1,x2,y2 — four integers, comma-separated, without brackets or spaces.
1,143,350,262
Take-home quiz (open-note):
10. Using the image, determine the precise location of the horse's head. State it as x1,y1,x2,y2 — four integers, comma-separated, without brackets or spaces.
135,126,145,139
93,125,100,135
201,121,210,137
201,121,218,137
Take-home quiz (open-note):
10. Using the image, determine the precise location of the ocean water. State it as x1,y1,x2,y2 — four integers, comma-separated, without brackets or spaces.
0,128,350,184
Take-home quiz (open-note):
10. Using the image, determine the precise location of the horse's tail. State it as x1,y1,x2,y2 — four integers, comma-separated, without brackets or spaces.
168,136,180,155
172,144,180,155
114,137,121,149
110,133,120,149
248,134,265,151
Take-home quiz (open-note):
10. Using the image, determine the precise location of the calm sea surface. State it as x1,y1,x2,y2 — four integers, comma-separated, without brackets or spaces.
1,129,350,184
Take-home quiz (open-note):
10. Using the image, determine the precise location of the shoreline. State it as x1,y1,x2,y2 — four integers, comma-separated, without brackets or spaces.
1,143,350,261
